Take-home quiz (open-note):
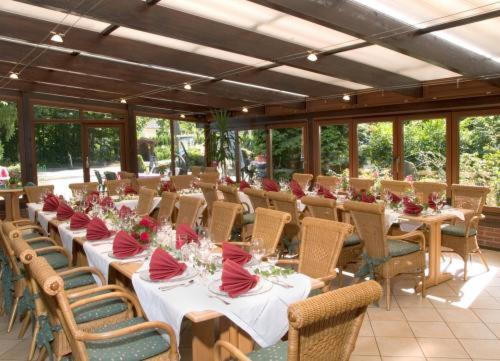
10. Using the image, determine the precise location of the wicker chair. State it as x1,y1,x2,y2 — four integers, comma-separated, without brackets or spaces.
24,185,54,203
69,182,99,196
204,166,218,173
105,179,130,196
266,191,302,251
380,180,411,196
219,185,254,241
344,201,426,310
292,173,313,190
157,191,179,222
137,176,161,191
413,181,447,202
198,181,219,221
199,172,219,184
243,188,270,210
190,166,202,177
175,196,205,229
349,178,374,191
118,171,136,180
215,280,382,361
316,175,340,189
441,184,490,280
135,188,156,217
171,175,195,190
209,201,242,243
30,256,179,361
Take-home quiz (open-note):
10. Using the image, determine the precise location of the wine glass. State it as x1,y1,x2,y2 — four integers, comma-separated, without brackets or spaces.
266,251,280,267
313,182,320,193
250,238,265,263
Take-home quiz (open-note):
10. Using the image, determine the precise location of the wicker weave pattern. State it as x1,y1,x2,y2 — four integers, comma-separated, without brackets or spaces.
315,175,340,189
204,166,218,173
105,179,130,196
190,166,202,177
300,196,338,221
199,173,219,184
349,178,374,191
136,188,157,217
380,180,411,196
252,208,291,253
198,182,219,217
175,196,205,228
292,173,313,189
243,188,270,210
24,185,54,203
413,181,447,201
209,201,242,243
157,192,179,221
69,182,99,196
118,171,136,179
266,192,301,243
218,185,241,205
171,175,195,190
137,176,161,191
450,184,489,213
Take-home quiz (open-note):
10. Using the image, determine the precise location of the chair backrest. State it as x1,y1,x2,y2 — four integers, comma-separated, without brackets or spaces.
204,166,218,173
105,179,130,196
292,173,313,189
266,191,301,227
450,184,490,214
299,217,353,280
118,171,136,179
316,175,340,189
157,191,179,222
243,188,270,210
191,166,202,177
137,176,161,191
251,208,291,253
103,171,117,180
176,196,205,228
413,181,447,202
199,172,219,184
171,175,195,190
343,201,387,259
198,181,219,217
349,178,375,192
0,221,23,281
24,185,54,203
136,188,156,217
380,180,411,196
94,170,103,185
209,201,242,243
68,182,99,196
300,196,338,221
287,280,382,361
218,185,242,206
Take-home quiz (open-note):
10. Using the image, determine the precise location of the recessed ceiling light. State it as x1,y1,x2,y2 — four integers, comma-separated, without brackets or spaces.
307,52,318,62
342,94,351,101
180,114,186,119
183,83,192,90
50,32,64,43
9,72,19,79
120,98,127,104
242,107,249,113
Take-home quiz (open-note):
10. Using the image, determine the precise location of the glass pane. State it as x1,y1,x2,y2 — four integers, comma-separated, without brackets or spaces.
83,111,123,120
459,115,500,206
34,105,79,119
0,100,20,186
238,129,267,181
357,122,393,179
403,118,446,182
35,123,83,199
136,116,171,175
173,121,205,175
271,127,304,180
320,124,349,176
89,127,121,183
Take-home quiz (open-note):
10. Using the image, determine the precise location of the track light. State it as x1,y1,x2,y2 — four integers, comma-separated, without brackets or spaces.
342,94,351,102
9,72,19,80
50,32,64,43
242,106,248,113
120,98,127,104
180,114,186,119
183,83,192,90
307,52,318,62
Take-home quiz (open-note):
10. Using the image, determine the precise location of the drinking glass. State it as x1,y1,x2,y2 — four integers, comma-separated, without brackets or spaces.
267,251,280,267
250,238,265,263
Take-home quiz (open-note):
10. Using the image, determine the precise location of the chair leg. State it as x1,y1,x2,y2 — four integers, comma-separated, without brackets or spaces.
420,270,425,298
337,267,344,287
28,318,40,361
7,297,20,333
477,249,490,272
385,278,391,311
463,255,468,281
18,311,32,339
35,342,46,361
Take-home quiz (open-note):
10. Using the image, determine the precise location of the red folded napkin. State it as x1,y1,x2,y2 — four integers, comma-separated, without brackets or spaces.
220,259,259,298
361,191,376,203
222,242,252,266
42,195,59,212
139,216,158,231
99,196,114,209
70,212,90,230
149,248,187,280
239,180,251,191
56,202,74,221
317,185,336,199
118,205,133,219
225,176,235,185
175,224,199,249
262,178,280,192
390,192,401,204
112,230,146,259
162,181,175,192
88,191,100,198
289,180,305,198
86,218,112,241
124,184,137,195
403,198,423,215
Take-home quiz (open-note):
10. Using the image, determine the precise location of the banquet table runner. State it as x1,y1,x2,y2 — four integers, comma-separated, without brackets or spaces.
27,203,43,223
37,210,57,233
82,238,116,284
57,224,86,253
113,196,162,213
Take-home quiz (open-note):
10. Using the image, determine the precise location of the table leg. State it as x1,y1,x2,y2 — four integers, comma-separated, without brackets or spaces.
424,222,452,289
192,319,216,361
219,317,254,361
2,194,13,221
11,193,21,220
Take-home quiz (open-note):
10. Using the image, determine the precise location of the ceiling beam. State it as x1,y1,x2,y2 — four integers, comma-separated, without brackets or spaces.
249,0,500,86
415,9,500,35
16,0,423,97
100,24,119,36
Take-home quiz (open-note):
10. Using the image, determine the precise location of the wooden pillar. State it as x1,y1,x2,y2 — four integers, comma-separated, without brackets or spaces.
234,130,241,182
204,123,211,167
126,104,138,174
349,120,358,178
306,117,317,176
393,118,404,180
18,92,35,184
170,120,176,175
266,128,272,179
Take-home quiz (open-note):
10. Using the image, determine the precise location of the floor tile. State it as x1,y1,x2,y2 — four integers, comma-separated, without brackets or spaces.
485,323,500,338
469,296,500,310
368,308,405,321
401,307,443,322
350,356,382,361
352,337,380,356
381,358,426,361
448,322,496,339
395,295,433,308
473,309,500,324
460,339,500,359
408,321,454,338
376,337,423,357
437,308,482,323
417,338,469,358
371,321,413,337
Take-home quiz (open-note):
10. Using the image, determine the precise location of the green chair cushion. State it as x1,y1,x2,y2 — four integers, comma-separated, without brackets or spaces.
344,233,361,247
388,240,421,257
62,272,96,290
442,225,477,237
247,341,287,361
41,252,69,270
22,232,42,240
243,213,256,225
85,317,169,361
73,296,128,324
30,240,54,249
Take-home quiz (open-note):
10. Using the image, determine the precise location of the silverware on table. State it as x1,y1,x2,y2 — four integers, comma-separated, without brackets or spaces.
158,279,194,291
208,293,231,305
268,278,293,289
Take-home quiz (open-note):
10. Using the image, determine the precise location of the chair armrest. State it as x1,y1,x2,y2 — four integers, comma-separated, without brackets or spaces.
67,284,129,299
70,290,142,317
26,236,57,245
387,230,426,249
242,202,251,214
214,242,250,248
34,246,72,264
12,219,34,227
318,273,337,283
276,259,299,266
58,266,106,286
466,214,485,233
214,340,251,361
15,224,44,234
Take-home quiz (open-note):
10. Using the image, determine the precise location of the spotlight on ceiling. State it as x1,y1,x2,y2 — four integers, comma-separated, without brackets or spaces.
120,98,127,104
9,72,19,80
242,106,249,113
50,32,64,43
342,94,351,102
307,52,318,62
180,114,186,119
183,83,192,90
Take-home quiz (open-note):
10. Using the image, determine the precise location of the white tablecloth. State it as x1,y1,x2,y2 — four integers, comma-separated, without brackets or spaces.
37,211,56,233
132,259,311,347
114,196,162,214
58,223,86,253
82,238,115,284
27,202,42,223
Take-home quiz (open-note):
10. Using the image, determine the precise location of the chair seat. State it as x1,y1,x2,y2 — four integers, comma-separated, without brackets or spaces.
442,225,477,237
85,317,169,361
22,231,42,240
41,252,69,270
73,294,128,324
30,240,55,249
246,340,287,361
243,213,255,225
62,272,96,290
344,233,361,247
388,240,421,257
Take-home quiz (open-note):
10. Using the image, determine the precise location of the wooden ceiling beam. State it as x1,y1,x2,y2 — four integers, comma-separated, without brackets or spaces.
100,24,119,36
415,9,500,35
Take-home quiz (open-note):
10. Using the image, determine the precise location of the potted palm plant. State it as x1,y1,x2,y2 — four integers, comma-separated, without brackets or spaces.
210,110,235,177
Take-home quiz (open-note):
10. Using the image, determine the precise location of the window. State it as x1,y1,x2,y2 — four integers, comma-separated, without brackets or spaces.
271,127,304,180
34,105,79,119
403,118,446,182
357,122,393,178
459,115,499,206
320,123,349,176
0,100,20,182
238,129,267,181
88,127,122,183
173,120,205,175
136,116,171,175
84,111,124,120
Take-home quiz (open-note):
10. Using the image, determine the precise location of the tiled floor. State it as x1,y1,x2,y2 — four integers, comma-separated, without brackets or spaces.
2,250,500,360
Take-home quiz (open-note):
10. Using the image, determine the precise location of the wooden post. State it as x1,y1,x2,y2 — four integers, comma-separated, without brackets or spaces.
126,104,138,174
18,92,36,184
204,122,211,167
